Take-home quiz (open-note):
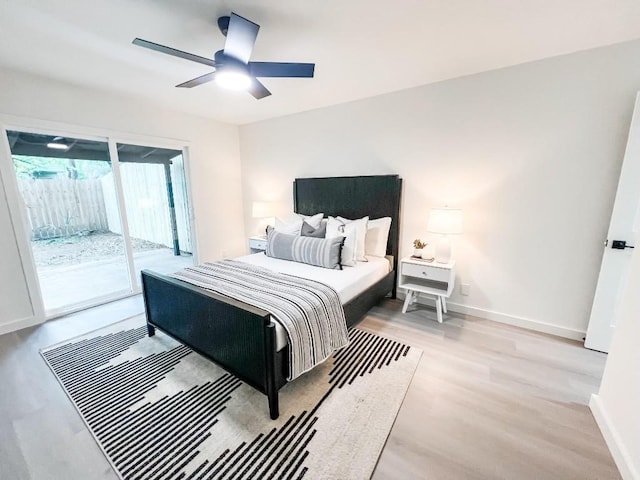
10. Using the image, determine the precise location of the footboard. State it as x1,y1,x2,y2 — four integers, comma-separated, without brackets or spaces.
141,270,285,418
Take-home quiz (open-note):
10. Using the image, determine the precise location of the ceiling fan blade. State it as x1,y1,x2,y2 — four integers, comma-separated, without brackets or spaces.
223,13,259,63
133,38,216,67
247,78,271,99
249,62,315,78
176,72,217,88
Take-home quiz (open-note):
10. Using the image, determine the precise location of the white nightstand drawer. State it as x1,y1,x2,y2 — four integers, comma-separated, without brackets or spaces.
401,262,450,283
251,239,267,251
249,236,268,253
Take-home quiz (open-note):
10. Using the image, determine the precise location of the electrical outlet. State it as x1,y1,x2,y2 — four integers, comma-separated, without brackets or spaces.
460,283,470,296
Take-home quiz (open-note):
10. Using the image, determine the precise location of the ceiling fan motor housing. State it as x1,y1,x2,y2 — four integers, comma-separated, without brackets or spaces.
214,50,248,74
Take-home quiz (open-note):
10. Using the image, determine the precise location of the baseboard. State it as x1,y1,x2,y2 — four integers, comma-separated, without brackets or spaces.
590,394,638,479
0,315,43,336
400,292,586,341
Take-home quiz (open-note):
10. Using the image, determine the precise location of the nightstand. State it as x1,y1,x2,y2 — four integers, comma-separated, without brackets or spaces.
398,257,456,323
249,235,267,254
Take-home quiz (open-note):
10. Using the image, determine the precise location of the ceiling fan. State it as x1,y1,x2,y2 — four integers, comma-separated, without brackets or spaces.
132,12,315,99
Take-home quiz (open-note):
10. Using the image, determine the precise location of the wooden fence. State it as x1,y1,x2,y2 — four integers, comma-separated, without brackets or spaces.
17,163,192,253
102,160,193,253
18,177,109,240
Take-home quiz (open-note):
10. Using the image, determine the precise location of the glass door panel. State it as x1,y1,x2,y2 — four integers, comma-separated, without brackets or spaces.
6,130,132,314
115,143,194,287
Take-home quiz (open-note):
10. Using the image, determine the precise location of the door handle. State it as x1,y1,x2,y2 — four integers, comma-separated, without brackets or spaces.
611,240,635,250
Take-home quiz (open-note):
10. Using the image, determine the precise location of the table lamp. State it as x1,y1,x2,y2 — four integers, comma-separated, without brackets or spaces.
427,207,463,264
252,201,276,237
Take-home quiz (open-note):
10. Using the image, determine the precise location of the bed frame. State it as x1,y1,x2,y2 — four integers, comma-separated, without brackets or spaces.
141,174,402,419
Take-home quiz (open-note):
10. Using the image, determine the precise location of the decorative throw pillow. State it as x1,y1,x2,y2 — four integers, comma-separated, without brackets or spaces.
300,213,324,229
274,212,323,235
326,217,358,267
365,217,392,258
337,216,369,262
266,227,343,269
300,220,327,238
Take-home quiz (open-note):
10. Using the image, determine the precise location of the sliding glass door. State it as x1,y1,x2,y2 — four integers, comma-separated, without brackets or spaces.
4,129,194,317
114,142,193,288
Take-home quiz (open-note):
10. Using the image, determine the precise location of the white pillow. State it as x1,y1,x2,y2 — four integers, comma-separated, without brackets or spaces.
275,216,303,235
365,217,392,258
337,216,369,262
275,213,323,235
326,217,357,267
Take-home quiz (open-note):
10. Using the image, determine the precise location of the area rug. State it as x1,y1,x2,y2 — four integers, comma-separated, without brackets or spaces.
41,315,421,480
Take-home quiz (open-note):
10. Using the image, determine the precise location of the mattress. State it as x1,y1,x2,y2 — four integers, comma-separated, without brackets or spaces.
236,253,391,350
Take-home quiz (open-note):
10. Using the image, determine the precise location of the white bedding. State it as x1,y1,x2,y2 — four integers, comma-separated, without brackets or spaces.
236,253,391,349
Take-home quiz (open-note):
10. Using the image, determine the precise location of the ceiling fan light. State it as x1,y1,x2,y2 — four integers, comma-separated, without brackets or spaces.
216,70,252,90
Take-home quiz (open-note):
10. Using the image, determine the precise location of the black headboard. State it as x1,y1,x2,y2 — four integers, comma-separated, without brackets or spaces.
293,175,402,271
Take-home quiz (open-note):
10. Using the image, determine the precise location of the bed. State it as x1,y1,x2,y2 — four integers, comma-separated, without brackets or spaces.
141,174,402,419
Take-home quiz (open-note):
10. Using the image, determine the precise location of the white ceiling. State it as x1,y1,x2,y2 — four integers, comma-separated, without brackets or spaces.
1,0,640,125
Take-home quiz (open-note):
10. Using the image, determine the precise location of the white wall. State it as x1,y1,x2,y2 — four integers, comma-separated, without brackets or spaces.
0,68,245,332
239,39,640,339
590,231,640,479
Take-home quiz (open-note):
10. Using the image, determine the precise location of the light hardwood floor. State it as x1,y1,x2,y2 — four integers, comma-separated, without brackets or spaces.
0,296,620,479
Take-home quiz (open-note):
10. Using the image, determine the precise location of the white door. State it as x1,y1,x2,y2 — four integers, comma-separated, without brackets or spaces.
584,93,640,353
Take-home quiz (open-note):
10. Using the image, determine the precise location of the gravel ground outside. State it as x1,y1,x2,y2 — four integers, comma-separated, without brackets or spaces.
31,232,167,267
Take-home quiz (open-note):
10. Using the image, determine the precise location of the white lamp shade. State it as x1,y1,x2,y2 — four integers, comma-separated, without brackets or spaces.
252,201,277,218
427,208,463,235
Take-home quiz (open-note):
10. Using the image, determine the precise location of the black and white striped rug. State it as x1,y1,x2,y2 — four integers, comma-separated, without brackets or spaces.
41,316,421,480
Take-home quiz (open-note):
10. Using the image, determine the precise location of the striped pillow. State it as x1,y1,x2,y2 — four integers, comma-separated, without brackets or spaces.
266,227,344,270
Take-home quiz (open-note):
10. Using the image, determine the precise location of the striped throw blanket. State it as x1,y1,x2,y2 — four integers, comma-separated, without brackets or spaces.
171,260,349,380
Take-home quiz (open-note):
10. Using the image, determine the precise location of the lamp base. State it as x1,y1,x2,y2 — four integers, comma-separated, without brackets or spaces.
435,235,452,264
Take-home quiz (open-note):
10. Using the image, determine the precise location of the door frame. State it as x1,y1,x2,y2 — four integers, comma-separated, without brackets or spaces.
0,114,198,322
